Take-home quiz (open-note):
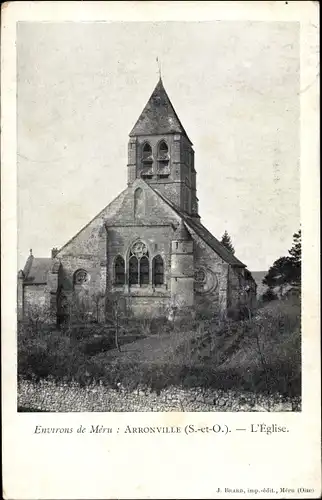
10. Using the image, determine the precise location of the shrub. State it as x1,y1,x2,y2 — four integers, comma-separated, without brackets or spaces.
18,297,301,398
261,288,278,302
80,335,115,356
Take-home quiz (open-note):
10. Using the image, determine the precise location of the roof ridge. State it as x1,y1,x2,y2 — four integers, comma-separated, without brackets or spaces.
55,188,128,255
186,216,246,267
150,185,246,267
22,254,34,277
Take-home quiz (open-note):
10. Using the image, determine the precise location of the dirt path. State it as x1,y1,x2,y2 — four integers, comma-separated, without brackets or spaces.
104,330,198,365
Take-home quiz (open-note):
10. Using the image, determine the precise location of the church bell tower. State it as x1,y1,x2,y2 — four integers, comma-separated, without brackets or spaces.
127,78,199,218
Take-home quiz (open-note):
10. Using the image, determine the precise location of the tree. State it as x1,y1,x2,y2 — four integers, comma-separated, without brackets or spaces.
263,228,302,294
289,229,301,263
262,256,294,289
220,230,235,254
288,229,301,285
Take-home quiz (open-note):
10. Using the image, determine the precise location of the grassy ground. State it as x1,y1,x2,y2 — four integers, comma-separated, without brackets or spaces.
18,296,301,407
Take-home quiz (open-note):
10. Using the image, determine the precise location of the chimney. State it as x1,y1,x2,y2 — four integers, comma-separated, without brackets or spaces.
51,247,59,258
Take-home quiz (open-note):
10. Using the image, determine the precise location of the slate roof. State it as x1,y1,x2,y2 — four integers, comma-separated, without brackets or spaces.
151,186,246,268
23,257,52,285
129,78,192,143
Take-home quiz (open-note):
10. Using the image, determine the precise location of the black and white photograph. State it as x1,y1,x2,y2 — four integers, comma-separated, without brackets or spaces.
2,2,320,499
15,19,303,413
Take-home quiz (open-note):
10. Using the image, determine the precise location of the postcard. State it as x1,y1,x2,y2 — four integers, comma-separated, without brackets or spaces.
1,1,320,498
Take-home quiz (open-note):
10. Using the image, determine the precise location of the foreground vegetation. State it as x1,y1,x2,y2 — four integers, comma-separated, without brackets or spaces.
18,295,301,411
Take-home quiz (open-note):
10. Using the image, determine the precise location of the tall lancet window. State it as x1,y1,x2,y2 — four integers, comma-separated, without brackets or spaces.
114,256,125,285
157,140,170,177
140,256,150,285
141,142,153,178
152,255,164,286
134,187,144,218
129,255,139,285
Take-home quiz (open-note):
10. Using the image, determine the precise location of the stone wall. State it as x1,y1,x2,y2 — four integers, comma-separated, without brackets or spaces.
23,285,51,317
18,379,299,412
190,228,228,318
227,267,257,315
22,178,249,322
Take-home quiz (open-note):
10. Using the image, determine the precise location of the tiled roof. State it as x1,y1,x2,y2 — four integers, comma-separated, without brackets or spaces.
151,185,246,267
184,216,246,267
22,254,34,277
129,78,192,143
23,257,52,285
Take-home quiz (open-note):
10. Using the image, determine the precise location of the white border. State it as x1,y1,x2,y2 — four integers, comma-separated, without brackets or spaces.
1,2,320,499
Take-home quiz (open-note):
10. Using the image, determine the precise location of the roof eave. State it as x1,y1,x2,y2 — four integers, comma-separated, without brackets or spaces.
129,130,193,146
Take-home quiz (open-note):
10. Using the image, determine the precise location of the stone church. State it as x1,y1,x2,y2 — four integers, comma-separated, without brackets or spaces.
18,78,256,323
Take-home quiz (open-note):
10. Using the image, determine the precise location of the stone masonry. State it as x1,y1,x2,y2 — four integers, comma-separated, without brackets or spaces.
18,78,257,323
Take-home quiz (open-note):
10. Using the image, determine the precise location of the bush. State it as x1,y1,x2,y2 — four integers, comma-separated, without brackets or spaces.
261,289,278,302
18,297,301,398
80,335,115,356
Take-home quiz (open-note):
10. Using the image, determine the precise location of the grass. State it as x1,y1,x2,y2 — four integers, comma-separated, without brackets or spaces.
18,296,301,399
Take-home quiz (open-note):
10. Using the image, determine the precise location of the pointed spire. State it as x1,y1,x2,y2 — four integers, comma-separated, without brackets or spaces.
129,79,192,143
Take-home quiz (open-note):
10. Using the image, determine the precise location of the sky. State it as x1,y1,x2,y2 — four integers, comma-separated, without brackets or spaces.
17,21,300,272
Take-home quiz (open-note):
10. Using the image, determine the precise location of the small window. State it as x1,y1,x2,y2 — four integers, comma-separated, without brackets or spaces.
114,256,125,285
153,255,164,286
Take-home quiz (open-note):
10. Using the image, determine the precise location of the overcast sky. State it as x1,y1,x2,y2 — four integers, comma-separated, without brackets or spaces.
17,21,300,271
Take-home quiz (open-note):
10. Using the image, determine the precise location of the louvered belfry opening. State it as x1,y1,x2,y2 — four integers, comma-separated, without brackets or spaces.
157,140,170,178
141,142,153,178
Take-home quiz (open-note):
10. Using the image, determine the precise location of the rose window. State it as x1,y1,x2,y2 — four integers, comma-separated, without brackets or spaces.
131,241,148,259
194,267,218,295
74,269,89,285
194,268,206,284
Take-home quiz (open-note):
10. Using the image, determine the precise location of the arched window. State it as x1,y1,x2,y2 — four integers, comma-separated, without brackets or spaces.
134,187,144,218
153,255,164,286
159,140,168,156
129,255,139,285
141,142,153,178
140,255,149,286
128,240,150,287
114,256,125,285
157,140,170,177
74,269,89,285
142,142,152,159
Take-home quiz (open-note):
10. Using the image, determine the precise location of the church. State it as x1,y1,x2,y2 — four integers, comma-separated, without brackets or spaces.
17,78,256,323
